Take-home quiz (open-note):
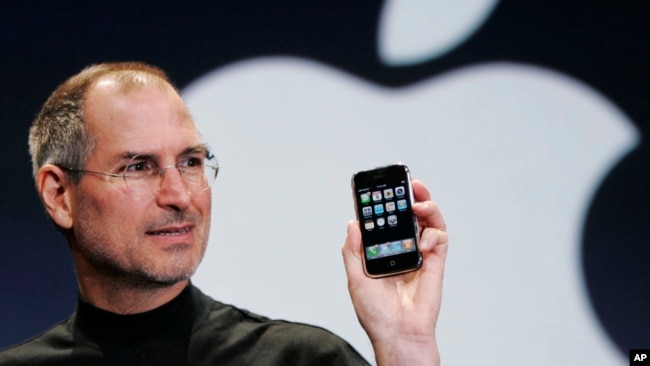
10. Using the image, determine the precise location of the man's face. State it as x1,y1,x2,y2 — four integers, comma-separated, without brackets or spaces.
70,79,212,287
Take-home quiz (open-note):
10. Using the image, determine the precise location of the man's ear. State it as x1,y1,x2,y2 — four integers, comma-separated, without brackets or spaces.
37,165,74,229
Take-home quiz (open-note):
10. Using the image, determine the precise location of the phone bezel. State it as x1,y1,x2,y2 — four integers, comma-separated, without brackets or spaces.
351,164,422,278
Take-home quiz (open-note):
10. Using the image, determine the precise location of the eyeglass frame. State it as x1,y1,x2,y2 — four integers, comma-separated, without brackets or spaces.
57,149,219,195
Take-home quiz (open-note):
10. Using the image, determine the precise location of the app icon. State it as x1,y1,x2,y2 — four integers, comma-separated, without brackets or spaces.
385,201,396,212
395,186,405,196
372,191,382,201
367,245,379,258
402,239,414,249
390,240,403,252
387,215,398,225
364,220,375,230
362,206,372,216
376,217,386,226
360,192,371,204
379,243,392,254
383,188,394,199
397,199,407,210
374,204,385,215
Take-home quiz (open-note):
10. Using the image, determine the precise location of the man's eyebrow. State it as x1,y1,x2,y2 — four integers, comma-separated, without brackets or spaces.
119,151,153,161
182,143,211,155
116,144,210,161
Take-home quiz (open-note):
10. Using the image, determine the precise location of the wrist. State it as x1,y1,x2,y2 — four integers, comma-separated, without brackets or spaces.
372,335,440,366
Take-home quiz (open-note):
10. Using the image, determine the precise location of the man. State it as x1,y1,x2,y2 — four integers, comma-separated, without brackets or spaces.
0,62,448,365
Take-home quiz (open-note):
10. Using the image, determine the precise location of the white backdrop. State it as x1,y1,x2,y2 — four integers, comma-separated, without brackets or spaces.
186,58,636,365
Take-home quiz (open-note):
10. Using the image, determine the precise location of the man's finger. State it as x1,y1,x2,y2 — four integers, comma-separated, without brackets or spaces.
342,221,364,282
413,200,447,232
411,180,431,202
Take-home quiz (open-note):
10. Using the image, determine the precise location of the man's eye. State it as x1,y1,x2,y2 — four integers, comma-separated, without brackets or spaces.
179,157,203,168
125,161,152,172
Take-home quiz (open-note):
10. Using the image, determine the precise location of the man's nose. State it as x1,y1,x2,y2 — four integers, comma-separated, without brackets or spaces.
154,166,191,211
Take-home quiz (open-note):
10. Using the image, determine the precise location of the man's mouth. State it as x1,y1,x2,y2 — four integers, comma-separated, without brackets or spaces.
146,227,192,236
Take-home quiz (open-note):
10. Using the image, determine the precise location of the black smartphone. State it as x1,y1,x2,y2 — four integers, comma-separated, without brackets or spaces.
351,164,422,278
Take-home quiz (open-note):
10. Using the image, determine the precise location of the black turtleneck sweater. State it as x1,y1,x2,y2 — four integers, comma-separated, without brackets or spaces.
0,284,370,366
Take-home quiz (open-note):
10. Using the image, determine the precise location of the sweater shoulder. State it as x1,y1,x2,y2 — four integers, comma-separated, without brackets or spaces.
0,316,93,366
191,297,370,365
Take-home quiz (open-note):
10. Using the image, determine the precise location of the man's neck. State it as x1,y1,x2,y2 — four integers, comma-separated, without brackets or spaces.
77,277,189,315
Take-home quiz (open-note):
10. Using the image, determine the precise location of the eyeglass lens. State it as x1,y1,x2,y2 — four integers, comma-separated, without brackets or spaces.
122,153,219,196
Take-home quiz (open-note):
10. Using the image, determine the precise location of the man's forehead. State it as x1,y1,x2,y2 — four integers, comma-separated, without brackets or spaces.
84,75,191,122
83,76,203,159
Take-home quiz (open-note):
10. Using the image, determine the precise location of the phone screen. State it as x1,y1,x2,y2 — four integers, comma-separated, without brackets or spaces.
352,164,421,277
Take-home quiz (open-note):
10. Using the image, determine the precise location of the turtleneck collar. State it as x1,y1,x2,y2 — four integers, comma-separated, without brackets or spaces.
74,283,198,348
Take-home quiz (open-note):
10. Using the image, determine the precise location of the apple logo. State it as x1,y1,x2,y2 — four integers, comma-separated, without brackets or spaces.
378,0,499,65
185,2,638,365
